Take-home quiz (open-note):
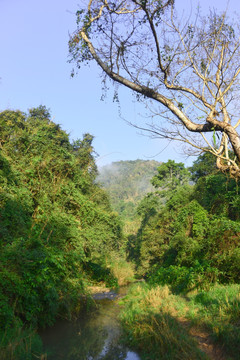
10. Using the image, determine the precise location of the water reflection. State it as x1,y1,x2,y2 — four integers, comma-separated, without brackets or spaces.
40,296,140,360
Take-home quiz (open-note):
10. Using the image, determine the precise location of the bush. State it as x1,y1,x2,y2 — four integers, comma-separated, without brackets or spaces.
148,263,222,293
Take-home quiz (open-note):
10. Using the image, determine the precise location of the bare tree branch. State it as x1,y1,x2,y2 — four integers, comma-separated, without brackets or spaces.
69,0,240,178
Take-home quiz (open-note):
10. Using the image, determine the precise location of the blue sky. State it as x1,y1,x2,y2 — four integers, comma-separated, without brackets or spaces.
0,0,239,168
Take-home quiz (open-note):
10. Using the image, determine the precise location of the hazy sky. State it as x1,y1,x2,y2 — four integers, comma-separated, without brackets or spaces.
0,0,239,167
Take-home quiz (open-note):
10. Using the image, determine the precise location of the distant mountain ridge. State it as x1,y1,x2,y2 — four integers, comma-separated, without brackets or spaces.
97,159,161,218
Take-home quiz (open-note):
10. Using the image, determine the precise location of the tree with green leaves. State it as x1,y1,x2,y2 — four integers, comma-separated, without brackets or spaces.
69,0,240,178
190,152,240,220
151,160,190,195
0,107,126,359
132,160,191,272
190,152,218,182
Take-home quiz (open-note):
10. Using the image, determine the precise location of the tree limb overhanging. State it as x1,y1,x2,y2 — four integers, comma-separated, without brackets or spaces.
69,0,240,178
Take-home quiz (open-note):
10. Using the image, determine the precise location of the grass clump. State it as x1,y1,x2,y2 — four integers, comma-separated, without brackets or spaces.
120,283,207,360
120,283,240,359
0,322,46,360
187,284,240,359
107,254,135,286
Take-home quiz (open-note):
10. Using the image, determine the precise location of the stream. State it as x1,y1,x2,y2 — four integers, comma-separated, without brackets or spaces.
40,287,141,360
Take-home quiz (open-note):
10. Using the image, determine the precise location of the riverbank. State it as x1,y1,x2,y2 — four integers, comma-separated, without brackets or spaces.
2,279,239,360
119,282,240,360
0,254,135,360
40,284,140,360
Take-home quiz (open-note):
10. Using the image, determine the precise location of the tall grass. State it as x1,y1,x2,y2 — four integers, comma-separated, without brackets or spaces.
187,284,240,359
120,284,207,360
120,283,240,360
0,323,46,360
106,253,135,286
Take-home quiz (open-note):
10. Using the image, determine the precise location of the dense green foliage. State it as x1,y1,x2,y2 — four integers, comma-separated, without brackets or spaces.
128,156,240,290
0,107,125,359
1,110,240,359
151,160,190,195
116,156,240,360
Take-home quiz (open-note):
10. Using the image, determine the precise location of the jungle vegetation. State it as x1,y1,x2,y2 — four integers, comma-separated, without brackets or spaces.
0,106,128,359
1,106,240,359
120,155,240,360
128,156,240,283
1,1,240,358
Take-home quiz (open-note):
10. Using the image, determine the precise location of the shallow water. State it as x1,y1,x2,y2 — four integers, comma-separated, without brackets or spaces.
40,288,141,360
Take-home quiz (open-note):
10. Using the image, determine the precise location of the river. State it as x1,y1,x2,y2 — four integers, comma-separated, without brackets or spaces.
40,287,141,360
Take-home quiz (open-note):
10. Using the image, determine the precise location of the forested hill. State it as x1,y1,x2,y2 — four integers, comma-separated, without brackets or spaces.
97,160,161,218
